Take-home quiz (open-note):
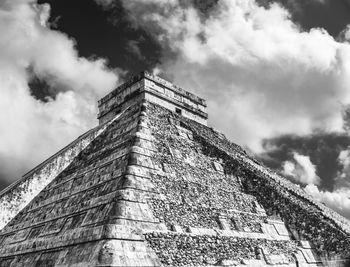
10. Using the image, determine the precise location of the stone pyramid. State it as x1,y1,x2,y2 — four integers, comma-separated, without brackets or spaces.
0,72,349,267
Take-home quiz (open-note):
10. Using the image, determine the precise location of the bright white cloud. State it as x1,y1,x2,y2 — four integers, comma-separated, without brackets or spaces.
118,0,350,220
120,0,350,152
308,148,350,219
282,152,320,185
305,184,350,219
0,0,118,184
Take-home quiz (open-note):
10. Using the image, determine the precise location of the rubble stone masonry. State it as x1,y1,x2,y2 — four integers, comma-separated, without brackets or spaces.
0,73,349,266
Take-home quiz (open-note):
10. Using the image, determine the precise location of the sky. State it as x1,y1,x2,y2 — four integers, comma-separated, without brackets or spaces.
1,0,350,219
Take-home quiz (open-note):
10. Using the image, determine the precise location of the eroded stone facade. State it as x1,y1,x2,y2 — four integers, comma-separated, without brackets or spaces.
0,73,349,266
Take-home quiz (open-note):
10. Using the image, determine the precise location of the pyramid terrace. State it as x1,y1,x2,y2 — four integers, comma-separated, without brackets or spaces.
0,73,349,266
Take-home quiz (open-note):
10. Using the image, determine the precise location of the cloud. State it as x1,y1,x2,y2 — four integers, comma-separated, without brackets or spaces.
94,0,116,10
282,152,320,185
260,133,350,191
278,148,350,219
113,0,350,220
334,148,350,189
0,0,118,186
280,149,350,219
126,40,145,61
118,0,350,153
257,0,327,18
338,24,350,42
305,184,350,219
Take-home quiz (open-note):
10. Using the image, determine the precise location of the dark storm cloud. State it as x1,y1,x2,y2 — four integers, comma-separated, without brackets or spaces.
114,0,350,219
191,0,219,15
28,66,72,102
29,75,57,102
1,0,349,218
0,178,10,194
0,0,118,192
260,134,350,191
257,0,350,37
126,40,145,61
38,0,162,81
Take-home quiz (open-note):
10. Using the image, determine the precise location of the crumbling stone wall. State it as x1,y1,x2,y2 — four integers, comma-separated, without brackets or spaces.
146,104,257,231
145,232,297,266
142,103,303,266
229,213,264,233
1,98,348,266
0,103,154,266
0,120,113,230
179,109,350,259
139,102,350,263
242,169,350,258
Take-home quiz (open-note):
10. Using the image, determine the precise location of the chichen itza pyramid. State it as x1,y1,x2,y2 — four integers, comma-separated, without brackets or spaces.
0,72,349,266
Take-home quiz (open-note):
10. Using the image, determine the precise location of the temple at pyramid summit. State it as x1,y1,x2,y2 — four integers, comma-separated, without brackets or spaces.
1,71,350,266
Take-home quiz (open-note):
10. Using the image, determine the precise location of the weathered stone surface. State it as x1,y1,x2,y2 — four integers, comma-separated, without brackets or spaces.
0,118,116,230
0,102,160,266
0,73,349,266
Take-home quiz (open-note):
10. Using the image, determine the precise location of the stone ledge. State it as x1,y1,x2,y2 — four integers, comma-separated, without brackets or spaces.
1,193,119,235
0,114,120,230
148,226,291,242
135,132,155,142
25,172,125,213
130,146,155,157
0,224,144,257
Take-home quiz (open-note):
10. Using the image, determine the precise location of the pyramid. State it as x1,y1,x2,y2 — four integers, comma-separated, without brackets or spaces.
0,71,349,266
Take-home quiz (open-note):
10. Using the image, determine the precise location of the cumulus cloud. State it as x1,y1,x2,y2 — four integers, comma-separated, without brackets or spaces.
305,184,350,219
111,0,350,219
338,24,350,42
118,0,350,153
282,152,320,185
0,0,118,185
94,0,115,9
290,148,350,219
334,148,350,189
280,150,350,218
